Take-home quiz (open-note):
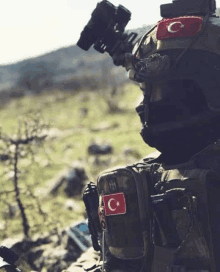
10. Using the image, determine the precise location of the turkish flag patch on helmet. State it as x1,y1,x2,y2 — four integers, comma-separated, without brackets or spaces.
157,16,202,40
102,192,126,216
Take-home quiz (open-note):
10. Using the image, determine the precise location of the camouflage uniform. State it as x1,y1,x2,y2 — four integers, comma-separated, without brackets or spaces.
67,10,220,272
64,247,101,272
65,141,220,272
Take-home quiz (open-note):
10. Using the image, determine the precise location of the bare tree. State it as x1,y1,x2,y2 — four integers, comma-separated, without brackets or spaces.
0,112,49,237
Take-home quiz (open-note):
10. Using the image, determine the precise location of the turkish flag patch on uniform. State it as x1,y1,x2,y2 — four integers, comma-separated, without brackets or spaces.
157,16,202,40
102,192,126,216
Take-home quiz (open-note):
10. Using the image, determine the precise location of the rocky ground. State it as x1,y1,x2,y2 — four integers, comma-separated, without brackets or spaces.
2,227,85,272
0,142,146,271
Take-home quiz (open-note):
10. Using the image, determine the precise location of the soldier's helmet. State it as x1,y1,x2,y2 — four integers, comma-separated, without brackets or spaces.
133,12,220,154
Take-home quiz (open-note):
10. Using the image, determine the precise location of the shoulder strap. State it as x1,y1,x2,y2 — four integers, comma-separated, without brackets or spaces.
126,165,154,272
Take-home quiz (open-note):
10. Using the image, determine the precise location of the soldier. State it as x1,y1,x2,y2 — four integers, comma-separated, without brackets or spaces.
68,0,220,271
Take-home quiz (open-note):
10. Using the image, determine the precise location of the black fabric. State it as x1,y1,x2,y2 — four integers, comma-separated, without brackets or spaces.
136,78,220,164
135,48,220,164
143,118,220,165
147,79,207,125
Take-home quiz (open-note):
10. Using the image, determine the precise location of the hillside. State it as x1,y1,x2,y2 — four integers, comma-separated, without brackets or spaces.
2,6,220,93
0,25,153,93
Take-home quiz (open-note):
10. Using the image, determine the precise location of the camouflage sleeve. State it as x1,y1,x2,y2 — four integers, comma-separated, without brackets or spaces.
63,247,101,272
63,247,147,272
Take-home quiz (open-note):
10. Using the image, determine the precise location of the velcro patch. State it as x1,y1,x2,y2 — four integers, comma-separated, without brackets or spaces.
102,192,126,216
157,16,202,40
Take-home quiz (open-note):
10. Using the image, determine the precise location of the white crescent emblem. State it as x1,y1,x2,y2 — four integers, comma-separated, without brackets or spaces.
168,22,185,33
108,198,120,211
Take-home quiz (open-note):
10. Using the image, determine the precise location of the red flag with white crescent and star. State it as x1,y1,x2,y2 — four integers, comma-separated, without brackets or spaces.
156,16,202,40
102,192,126,216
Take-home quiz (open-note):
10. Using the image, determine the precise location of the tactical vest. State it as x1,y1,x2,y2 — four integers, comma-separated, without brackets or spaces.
97,141,220,272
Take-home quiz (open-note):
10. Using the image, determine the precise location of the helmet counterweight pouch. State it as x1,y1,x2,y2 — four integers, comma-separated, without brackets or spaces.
97,165,152,260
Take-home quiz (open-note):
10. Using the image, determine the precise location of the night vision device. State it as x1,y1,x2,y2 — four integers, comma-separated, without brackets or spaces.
77,0,138,66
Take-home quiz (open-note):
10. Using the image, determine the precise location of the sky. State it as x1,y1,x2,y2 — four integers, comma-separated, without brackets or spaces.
0,0,219,66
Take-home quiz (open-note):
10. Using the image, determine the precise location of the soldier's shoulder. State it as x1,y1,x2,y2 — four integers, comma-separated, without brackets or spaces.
64,247,101,272
141,150,161,164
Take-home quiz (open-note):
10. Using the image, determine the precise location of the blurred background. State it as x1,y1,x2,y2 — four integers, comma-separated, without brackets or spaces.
0,1,219,271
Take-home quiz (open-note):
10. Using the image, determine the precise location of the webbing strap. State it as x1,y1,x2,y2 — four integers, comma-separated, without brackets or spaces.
172,13,210,69
133,25,157,58
126,166,152,272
